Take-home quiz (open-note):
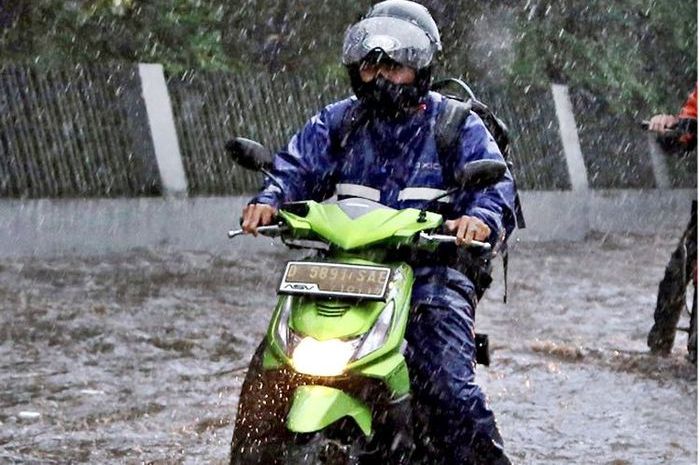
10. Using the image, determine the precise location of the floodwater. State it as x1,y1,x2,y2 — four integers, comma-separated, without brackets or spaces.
0,233,696,464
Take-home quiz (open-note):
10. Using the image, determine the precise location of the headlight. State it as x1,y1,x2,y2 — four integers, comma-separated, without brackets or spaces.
291,337,359,376
284,297,397,375
353,300,395,360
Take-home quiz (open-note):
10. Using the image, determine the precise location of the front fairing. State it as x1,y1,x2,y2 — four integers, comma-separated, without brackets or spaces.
263,257,414,437
258,199,440,437
278,198,443,250
265,259,413,380
262,199,446,389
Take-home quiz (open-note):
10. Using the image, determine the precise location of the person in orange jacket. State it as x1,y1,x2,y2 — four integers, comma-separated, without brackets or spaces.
646,86,697,360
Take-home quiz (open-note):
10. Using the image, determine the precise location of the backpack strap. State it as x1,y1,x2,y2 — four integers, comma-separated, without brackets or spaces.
436,97,526,230
434,98,473,173
328,101,368,154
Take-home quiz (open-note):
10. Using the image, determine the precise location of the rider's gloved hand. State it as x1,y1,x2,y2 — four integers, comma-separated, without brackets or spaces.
648,114,679,133
444,215,490,246
241,203,277,236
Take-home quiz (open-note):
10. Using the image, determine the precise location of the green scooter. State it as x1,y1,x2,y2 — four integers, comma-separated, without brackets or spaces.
226,138,505,465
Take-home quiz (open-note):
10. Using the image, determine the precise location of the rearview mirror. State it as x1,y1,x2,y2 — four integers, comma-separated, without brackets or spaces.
225,137,273,171
455,159,507,188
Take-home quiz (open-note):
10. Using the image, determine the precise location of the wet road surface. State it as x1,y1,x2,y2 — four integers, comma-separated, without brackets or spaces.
0,233,696,464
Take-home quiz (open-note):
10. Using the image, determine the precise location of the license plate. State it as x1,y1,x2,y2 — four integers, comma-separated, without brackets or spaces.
279,261,392,299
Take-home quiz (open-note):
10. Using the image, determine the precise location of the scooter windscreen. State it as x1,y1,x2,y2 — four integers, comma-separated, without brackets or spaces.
333,197,394,220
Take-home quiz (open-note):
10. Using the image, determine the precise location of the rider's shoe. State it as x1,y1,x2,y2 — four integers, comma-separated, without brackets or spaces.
469,437,513,465
647,324,675,355
470,451,513,465
487,455,512,465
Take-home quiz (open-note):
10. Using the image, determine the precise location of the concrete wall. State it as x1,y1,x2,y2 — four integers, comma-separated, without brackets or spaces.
517,189,695,241
0,189,695,257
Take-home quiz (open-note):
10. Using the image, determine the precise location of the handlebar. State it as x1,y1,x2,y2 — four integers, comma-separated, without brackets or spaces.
228,227,491,251
640,118,697,136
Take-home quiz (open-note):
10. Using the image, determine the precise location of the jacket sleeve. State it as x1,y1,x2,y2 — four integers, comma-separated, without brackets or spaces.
451,112,517,244
250,104,340,208
679,87,697,119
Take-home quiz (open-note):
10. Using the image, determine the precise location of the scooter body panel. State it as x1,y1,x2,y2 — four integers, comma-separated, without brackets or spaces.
250,201,440,440
286,385,373,436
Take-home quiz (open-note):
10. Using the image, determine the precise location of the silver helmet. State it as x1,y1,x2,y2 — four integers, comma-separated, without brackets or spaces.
342,0,442,70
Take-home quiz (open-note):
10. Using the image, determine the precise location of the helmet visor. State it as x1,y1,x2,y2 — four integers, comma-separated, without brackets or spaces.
342,16,436,70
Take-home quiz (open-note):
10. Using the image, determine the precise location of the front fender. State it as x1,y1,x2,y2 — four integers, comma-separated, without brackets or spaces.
286,385,372,437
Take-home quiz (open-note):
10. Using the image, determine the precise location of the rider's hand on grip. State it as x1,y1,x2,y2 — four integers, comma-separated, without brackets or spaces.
444,215,490,246
647,114,679,134
241,204,278,236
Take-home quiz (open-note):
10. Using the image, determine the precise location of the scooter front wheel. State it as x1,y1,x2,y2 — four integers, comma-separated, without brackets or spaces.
285,431,363,465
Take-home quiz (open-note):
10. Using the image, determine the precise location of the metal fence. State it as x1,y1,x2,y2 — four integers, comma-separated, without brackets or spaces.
167,69,348,195
168,72,572,194
476,83,571,190
0,63,160,198
0,62,693,199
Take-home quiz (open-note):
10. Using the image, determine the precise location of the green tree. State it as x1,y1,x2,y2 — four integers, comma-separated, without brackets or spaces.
1,0,230,73
511,0,697,113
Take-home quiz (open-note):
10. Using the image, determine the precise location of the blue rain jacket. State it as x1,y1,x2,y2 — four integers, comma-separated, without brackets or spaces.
251,91,517,309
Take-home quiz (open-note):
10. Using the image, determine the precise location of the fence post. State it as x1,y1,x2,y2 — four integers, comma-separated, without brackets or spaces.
551,84,589,191
121,66,161,194
138,63,188,196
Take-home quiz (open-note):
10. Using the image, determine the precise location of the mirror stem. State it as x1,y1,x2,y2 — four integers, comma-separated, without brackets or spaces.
261,168,286,193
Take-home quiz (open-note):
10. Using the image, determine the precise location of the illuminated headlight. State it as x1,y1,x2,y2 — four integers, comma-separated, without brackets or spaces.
284,299,396,376
353,301,394,360
291,337,359,376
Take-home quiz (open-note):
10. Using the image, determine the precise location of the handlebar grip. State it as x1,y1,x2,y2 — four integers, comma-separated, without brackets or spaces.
465,239,491,251
228,229,244,238
419,232,491,251
641,118,696,140
228,224,286,239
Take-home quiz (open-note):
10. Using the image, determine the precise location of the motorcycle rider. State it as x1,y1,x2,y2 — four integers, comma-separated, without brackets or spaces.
646,86,697,357
240,1,516,463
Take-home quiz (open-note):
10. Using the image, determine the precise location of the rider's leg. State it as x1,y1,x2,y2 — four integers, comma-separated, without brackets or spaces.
688,286,697,363
648,208,697,354
407,274,510,465
684,207,697,361
648,236,690,353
